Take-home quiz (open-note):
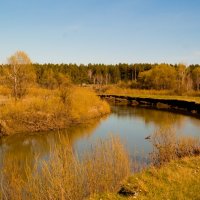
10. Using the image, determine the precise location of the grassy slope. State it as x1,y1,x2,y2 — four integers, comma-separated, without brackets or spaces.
90,156,200,200
112,94,200,103
102,87,200,103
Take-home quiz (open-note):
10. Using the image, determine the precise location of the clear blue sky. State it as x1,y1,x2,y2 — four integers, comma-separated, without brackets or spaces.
1,0,200,64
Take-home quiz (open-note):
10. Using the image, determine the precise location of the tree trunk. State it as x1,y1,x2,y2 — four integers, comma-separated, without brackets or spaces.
13,64,18,101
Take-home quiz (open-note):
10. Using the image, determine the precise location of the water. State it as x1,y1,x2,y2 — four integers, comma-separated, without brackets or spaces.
0,105,200,169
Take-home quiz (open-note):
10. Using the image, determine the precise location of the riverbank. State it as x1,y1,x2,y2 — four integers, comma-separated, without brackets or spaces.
100,94,200,117
97,87,200,103
90,156,200,200
0,86,110,136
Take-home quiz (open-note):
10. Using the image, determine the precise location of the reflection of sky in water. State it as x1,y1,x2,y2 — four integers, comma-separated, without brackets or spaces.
0,106,200,170
74,106,200,157
177,118,200,137
74,114,154,157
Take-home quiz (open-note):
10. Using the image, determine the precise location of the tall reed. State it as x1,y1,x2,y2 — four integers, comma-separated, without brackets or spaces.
0,136,130,200
150,128,200,166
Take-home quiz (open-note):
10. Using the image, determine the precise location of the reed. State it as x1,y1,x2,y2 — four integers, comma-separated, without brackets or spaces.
150,128,200,166
0,136,130,200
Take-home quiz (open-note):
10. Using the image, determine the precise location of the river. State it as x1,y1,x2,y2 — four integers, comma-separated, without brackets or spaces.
0,105,200,169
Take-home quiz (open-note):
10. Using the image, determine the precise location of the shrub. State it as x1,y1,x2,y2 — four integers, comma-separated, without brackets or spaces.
0,86,110,135
150,128,200,166
70,87,110,122
0,96,68,134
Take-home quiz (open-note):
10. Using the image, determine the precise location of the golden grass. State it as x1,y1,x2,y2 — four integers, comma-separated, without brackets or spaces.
0,96,68,134
103,86,172,96
100,85,200,103
0,85,11,96
0,86,110,135
1,129,200,200
150,128,200,166
27,86,59,98
0,136,130,200
90,129,200,200
70,87,110,122
91,156,200,200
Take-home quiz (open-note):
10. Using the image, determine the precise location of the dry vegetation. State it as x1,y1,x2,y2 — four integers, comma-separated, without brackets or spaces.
70,87,110,122
96,85,200,103
150,128,200,166
0,86,110,136
100,86,173,96
0,136,130,200
91,156,200,200
1,130,200,200
0,51,111,136
89,129,200,200
0,52,200,199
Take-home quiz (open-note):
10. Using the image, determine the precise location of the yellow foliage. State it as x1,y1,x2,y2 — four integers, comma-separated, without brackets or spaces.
104,86,172,96
70,87,110,121
0,85,11,96
0,86,110,135
100,86,200,103
27,86,58,98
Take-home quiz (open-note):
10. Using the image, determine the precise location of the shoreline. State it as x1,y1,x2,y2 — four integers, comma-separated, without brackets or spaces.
99,94,200,118
0,112,110,138
91,156,200,200
0,87,111,137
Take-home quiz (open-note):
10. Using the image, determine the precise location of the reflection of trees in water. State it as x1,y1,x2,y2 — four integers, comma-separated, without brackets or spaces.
1,133,53,174
112,106,185,129
0,119,103,173
64,118,106,145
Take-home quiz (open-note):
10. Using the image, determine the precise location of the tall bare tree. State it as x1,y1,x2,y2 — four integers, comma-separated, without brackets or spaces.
6,51,35,100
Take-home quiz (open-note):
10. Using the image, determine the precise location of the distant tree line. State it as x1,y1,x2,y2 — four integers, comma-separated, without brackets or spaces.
1,61,200,93
31,63,153,86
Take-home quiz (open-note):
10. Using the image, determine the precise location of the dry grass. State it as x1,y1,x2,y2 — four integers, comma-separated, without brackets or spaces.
0,136,130,200
150,128,200,166
1,129,200,200
70,87,110,122
0,86,110,135
27,86,59,98
90,129,200,200
0,96,68,134
103,86,173,96
0,85,11,97
99,85,200,103
91,156,200,200
83,137,130,194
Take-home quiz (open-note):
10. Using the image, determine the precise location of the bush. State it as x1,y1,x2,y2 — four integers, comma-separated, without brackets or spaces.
70,87,110,122
150,128,200,166
0,87,110,135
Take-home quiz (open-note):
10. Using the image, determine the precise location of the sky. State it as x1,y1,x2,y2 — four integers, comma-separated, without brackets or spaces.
0,0,200,64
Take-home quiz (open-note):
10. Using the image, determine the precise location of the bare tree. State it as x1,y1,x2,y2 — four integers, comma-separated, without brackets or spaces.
6,51,35,100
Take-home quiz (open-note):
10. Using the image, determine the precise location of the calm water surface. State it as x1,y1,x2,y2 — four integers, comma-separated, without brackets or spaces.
0,106,200,168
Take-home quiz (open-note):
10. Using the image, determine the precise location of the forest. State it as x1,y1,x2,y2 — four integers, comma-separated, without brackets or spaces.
1,62,200,94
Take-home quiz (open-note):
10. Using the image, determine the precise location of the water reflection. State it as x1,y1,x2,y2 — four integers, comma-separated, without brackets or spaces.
112,106,185,129
0,119,103,171
0,106,200,171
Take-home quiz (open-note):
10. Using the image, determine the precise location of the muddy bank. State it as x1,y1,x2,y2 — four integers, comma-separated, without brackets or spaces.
99,94,200,117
